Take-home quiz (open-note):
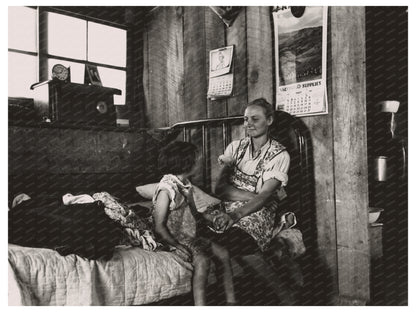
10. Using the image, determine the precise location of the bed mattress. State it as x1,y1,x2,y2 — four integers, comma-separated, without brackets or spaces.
8,243,193,306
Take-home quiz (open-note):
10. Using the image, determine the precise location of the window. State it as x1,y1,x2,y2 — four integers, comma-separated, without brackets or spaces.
8,6,127,105
8,6,37,98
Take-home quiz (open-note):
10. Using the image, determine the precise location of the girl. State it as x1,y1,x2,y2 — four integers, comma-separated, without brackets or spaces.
152,141,236,306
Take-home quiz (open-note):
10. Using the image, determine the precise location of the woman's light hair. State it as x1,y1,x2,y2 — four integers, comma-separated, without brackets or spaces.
245,98,274,118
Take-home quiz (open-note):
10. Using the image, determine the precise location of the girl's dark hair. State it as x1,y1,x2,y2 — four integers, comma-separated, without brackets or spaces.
245,98,274,118
158,141,198,175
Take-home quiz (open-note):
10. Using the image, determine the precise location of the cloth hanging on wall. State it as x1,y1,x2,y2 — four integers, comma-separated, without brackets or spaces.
210,6,242,27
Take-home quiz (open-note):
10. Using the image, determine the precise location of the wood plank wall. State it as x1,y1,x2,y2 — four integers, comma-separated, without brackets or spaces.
143,6,274,126
142,6,370,304
246,6,274,104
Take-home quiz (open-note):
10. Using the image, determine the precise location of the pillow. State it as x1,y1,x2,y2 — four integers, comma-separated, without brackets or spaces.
193,186,221,213
135,183,158,200
135,183,221,212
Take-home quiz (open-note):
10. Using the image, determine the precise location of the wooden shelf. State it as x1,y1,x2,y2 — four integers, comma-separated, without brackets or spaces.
31,81,121,127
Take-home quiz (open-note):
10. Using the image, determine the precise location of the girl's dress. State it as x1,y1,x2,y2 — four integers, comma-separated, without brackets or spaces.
220,137,290,251
152,174,210,255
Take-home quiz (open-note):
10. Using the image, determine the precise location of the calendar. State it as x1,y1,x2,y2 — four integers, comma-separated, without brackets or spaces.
207,73,233,99
207,46,234,99
276,80,328,116
273,7,328,117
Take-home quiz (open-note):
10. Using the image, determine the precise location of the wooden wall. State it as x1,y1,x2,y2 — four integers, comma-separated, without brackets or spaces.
143,6,273,127
143,6,370,305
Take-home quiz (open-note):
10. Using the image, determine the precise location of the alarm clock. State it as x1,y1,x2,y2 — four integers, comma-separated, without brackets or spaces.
52,64,70,82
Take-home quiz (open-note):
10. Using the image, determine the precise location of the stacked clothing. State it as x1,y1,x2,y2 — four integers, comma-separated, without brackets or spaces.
8,196,123,260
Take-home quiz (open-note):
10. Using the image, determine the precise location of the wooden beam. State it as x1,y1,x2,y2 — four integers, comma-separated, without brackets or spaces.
331,6,370,304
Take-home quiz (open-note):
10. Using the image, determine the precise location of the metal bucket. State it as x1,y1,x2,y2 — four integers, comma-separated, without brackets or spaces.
374,156,388,182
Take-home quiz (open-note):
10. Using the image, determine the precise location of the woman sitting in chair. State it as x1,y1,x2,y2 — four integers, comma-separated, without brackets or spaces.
209,98,290,258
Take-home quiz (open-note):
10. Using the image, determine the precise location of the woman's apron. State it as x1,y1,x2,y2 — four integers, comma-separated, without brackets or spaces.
224,138,283,251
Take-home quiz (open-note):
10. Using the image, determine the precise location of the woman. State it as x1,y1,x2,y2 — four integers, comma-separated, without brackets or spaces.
211,98,290,257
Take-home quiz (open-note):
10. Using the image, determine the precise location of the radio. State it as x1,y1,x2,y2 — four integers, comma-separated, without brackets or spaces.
31,81,120,126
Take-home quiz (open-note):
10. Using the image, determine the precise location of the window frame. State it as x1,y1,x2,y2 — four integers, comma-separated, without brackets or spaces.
9,6,129,105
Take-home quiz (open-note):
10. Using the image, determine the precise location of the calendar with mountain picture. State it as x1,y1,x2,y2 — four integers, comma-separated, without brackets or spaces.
274,6,328,116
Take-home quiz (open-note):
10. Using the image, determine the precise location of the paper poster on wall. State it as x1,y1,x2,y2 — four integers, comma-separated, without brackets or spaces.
273,6,328,116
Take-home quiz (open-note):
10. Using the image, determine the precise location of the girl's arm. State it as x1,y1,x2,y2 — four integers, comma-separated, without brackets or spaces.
153,191,184,247
214,165,256,201
153,190,180,247
154,190,192,260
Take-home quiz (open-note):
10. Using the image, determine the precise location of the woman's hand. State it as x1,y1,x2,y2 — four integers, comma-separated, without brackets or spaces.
218,155,235,167
213,212,235,232
173,244,192,262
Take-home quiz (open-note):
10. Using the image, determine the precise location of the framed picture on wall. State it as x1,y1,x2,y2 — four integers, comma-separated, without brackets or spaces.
85,65,102,86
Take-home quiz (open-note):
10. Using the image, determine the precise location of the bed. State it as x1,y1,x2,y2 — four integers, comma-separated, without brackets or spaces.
8,110,313,306
8,244,193,305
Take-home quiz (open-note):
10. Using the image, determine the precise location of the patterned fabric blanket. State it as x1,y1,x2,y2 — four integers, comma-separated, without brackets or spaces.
92,192,158,250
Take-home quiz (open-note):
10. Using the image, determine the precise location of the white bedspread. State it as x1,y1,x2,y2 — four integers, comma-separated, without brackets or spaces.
8,243,193,306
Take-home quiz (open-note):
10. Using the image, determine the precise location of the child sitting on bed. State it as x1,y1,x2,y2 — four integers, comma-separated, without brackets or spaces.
152,141,236,306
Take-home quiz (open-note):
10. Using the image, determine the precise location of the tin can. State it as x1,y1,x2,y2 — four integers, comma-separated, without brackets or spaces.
374,156,388,182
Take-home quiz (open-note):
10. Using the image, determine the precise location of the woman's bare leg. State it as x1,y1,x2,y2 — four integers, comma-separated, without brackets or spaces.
211,242,236,304
192,253,210,305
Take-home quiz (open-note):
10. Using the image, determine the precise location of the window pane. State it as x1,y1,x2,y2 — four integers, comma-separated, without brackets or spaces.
97,67,126,105
47,12,86,59
88,22,126,67
47,59,86,84
8,52,37,98
8,6,37,52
